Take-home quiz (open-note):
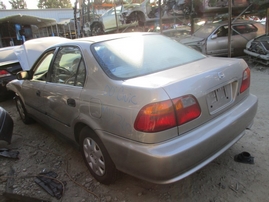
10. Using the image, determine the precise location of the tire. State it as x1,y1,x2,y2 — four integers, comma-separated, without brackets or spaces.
15,96,33,124
128,12,145,27
79,126,118,184
91,23,104,36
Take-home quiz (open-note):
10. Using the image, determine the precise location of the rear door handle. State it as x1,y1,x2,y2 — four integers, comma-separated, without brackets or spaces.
67,98,76,107
36,90,41,97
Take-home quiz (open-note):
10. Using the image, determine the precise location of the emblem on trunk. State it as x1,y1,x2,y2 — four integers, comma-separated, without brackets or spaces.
218,72,225,80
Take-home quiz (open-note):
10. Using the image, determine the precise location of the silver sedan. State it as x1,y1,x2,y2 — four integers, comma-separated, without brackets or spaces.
179,20,265,56
7,32,257,184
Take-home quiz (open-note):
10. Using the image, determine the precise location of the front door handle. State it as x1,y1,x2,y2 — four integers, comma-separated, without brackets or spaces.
67,98,76,107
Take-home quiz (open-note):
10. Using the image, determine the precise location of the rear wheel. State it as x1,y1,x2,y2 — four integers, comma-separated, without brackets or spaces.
79,126,118,184
15,96,33,124
128,12,146,26
91,23,104,36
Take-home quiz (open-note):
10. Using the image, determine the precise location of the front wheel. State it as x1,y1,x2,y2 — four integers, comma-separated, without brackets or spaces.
79,127,118,184
15,96,33,124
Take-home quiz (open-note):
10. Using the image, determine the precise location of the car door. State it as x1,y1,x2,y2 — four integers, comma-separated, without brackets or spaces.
20,50,55,123
102,6,122,30
43,46,86,138
206,25,229,56
231,23,258,56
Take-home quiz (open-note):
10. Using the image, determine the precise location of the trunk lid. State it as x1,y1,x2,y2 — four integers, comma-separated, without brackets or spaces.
127,56,249,136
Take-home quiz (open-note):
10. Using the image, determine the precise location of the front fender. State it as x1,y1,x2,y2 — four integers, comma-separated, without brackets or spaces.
6,79,23,97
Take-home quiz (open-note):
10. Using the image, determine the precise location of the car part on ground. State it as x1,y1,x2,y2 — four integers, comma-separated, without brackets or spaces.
179,19,265,57
0,106,14,144
7,32,258,184
244,34,269,65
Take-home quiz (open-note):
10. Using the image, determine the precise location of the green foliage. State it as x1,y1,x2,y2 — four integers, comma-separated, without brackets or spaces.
8,0,27,9
37,0,72,9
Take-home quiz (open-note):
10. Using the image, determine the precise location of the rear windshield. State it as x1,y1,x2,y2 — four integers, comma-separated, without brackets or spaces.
91,34,205,80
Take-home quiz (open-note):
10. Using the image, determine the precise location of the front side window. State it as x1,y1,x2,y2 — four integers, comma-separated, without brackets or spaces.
214,26,228,37
50,46,86,86
32,51,54,81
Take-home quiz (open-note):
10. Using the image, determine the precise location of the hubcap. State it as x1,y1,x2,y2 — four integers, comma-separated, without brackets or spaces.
83,137,105,176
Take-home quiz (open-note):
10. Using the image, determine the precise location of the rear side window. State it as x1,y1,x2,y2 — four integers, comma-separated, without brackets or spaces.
50,46,86,87
232,24,258,35
91,35,205,80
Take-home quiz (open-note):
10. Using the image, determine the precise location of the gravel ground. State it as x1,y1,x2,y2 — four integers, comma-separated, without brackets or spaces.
0,58,268,202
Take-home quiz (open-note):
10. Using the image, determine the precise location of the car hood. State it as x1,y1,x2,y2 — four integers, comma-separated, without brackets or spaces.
179,35,204,45
0,46,19,64
246,34,269,48
12,37,70,70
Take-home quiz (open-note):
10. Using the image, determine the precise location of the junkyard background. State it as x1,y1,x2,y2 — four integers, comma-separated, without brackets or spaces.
0,57,268,202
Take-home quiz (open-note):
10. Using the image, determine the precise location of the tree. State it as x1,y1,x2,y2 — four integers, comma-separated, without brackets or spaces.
0,1,6,9
38,0,72,9
9,0,27,9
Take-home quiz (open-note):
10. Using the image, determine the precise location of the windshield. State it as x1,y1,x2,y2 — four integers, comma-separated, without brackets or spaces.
193,24,219,38
91,34,205,80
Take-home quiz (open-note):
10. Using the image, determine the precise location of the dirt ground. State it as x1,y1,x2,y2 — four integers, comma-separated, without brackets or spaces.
0,57,268,202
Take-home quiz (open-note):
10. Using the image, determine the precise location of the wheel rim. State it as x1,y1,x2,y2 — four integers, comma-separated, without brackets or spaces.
83,137,105,176
16,99,26,120
92,26,100,36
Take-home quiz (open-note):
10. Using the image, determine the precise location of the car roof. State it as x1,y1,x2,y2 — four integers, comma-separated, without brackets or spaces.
74,32,156,43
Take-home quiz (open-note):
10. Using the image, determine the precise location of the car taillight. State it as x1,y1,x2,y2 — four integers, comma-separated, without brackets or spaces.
134,95,201,132
0,70,11,78
134,100,177,132
240,67,250,93
172,95,201,125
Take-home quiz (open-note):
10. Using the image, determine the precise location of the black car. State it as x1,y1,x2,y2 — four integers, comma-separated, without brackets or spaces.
0,61,22,101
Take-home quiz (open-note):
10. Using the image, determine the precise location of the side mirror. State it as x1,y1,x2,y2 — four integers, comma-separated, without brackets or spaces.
211,34,217,39
17,71,30,80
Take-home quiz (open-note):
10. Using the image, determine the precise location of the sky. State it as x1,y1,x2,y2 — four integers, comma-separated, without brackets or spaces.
1,0,77,9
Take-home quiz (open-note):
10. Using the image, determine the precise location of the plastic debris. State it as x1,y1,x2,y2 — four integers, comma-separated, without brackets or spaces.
234,151,254,164
0,148,19,159
35,171,65,200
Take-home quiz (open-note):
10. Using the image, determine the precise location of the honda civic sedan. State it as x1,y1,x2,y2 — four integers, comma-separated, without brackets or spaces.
179,19,265,56
7,32,257,185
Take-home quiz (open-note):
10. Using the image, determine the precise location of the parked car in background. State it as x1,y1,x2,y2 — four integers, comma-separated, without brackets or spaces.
90,0,191,35
0,37,70,101
7,32,257,185
179,20,265,56
244,34,269,65
161,26,191,39
0,47,21,101
90,4,140,35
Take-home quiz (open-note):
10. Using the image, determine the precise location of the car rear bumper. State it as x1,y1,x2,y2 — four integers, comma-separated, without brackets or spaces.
99,94,258,184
